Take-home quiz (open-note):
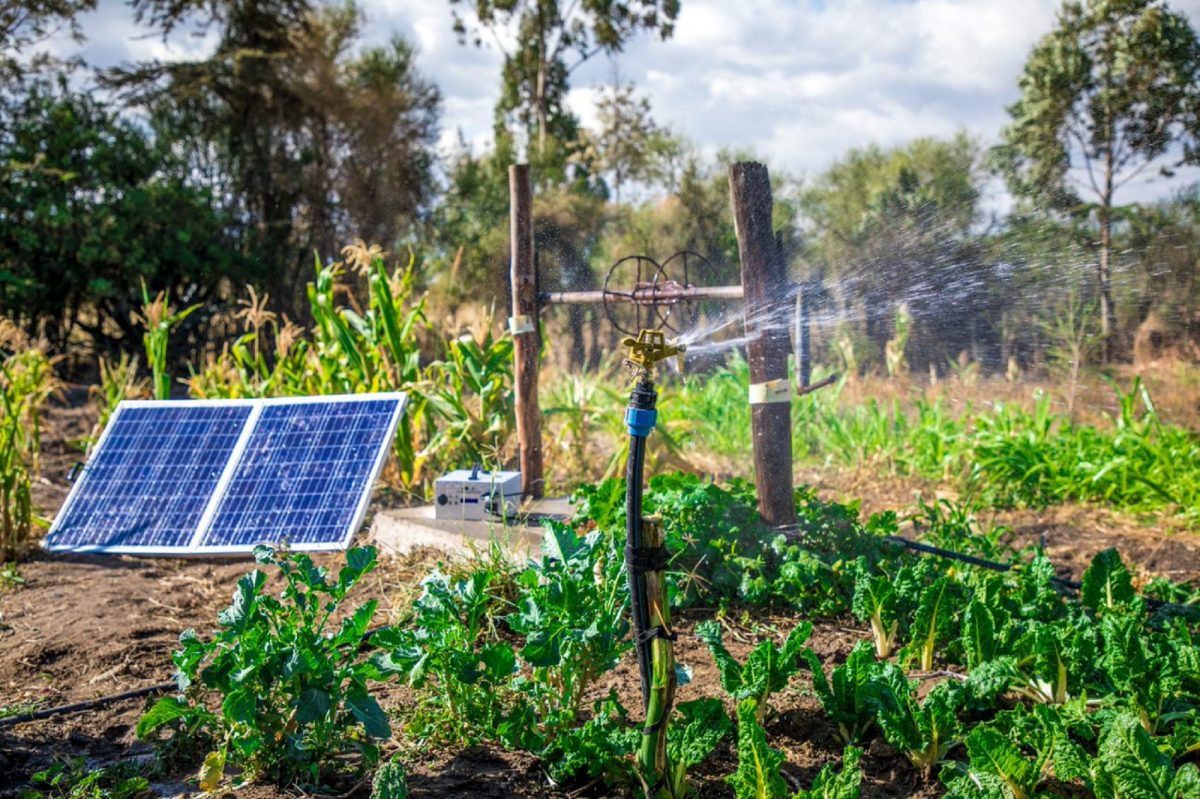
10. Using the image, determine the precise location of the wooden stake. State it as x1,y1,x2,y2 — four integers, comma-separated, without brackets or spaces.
637,517,678,798
509,164,543,498
729,162,796,526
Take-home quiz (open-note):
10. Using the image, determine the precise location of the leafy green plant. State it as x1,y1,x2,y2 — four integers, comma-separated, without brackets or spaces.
727,698,788,799
665,698,733,797
504,522,631,736
1092,712,1200,799
370,756,409,799
868,669,964,779
850,557,927,659
378,568,515,743
793,746,863,799
138,546,393,789
806,641,886,744
695,619,814,722
900,576,960,671
21,757,149,799
940,704,1087,799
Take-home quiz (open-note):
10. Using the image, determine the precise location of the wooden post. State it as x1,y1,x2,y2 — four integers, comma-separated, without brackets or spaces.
730,162,796,526
509,164,544,498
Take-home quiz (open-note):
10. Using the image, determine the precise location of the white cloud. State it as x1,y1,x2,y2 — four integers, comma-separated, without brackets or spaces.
38,0,1200,201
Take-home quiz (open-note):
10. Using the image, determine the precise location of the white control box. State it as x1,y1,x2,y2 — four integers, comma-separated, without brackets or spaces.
434,468,522,521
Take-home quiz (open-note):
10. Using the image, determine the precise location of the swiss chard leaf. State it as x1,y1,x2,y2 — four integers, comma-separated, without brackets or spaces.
726,699,789,799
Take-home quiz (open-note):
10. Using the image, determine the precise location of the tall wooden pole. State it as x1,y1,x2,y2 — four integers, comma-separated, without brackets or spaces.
730,162,796,526
509,164,544,498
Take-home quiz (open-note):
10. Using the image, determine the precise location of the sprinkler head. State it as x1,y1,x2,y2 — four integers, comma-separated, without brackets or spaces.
622,329,686,379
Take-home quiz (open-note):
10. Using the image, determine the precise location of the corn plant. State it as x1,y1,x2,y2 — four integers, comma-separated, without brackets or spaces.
0,342,56,562
138,284,200,400
421,324,514,477
89,352,149,446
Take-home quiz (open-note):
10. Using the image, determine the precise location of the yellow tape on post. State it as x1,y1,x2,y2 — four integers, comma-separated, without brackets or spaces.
508,315,535,336
748,378,792,405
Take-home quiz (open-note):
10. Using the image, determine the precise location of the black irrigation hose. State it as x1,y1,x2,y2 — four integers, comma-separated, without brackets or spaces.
873,533,1186,614
626,432,652,705
0,682,174,730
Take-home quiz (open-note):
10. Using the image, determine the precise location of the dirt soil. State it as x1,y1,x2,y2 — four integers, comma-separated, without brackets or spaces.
2,401,1198,798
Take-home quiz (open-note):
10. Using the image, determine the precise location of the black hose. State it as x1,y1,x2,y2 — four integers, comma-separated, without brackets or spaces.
0,682,173,730
626,432,652,704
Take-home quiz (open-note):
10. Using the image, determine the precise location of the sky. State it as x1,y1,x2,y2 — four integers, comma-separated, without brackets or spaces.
53,0,1200,207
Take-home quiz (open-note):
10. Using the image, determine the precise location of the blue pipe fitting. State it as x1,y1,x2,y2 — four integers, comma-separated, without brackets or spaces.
626,406,658,438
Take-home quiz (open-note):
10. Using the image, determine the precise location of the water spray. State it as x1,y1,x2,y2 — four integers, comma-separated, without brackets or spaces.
621,329,685,798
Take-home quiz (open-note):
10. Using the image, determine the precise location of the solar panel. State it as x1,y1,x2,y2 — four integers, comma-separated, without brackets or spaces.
44,394,405,556
198,398,403,553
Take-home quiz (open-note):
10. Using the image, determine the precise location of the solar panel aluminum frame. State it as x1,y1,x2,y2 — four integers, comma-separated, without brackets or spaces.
43,393,407,557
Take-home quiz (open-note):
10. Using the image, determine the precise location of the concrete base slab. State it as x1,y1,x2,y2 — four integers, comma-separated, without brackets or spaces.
369,497,574,560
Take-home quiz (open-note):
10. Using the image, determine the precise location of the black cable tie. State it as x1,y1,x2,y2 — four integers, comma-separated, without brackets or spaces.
636,625,678,644
625,544,670,573
641,717,669,736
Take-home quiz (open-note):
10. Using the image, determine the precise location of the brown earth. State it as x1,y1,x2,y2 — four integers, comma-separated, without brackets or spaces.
2,399,1198,797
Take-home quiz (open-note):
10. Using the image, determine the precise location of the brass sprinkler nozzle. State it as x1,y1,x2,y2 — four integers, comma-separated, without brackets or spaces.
622,329,686,379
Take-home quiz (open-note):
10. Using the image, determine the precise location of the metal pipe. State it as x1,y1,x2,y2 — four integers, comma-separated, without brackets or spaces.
540,285,745,305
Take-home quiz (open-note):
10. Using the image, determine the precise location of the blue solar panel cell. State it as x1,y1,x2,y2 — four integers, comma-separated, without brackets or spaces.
45,404,253,551
198,398,402,551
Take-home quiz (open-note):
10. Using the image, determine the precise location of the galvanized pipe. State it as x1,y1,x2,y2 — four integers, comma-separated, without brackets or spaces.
539,285,744,305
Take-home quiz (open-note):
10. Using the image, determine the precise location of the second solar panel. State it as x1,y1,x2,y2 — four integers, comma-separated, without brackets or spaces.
197,396,404,553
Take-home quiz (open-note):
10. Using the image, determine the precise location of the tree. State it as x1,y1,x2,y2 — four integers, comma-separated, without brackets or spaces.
0,80,249,356
0,0,96,82
107,0,441,318
801,134,997,373
996,0,1200,359
583,81,677,201
449,0,680,156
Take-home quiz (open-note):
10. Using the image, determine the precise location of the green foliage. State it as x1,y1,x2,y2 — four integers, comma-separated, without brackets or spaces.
868,671,964,779
370,756,409,799
940,708,1085,799
20,758,149,799
900,576,960,671
377,568,514,742
851,557,927,659
806,642,886,744
666,698,733,796
1082,548,1136,614
0,80,249,353
0,341,55,562
727,698,789,799
138,285,199,400
505,521,630,729
138,546,392,789
695,619,813,721
793,746,863,799
1092,711,1200,799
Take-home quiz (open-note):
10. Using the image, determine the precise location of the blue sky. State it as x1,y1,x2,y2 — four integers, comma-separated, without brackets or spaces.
54,0,1200,206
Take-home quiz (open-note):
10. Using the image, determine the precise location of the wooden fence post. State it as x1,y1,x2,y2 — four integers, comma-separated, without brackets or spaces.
729,162,796,526
509,164,544,498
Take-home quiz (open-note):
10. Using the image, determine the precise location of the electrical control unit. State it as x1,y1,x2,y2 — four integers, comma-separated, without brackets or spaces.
434,467,522,521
